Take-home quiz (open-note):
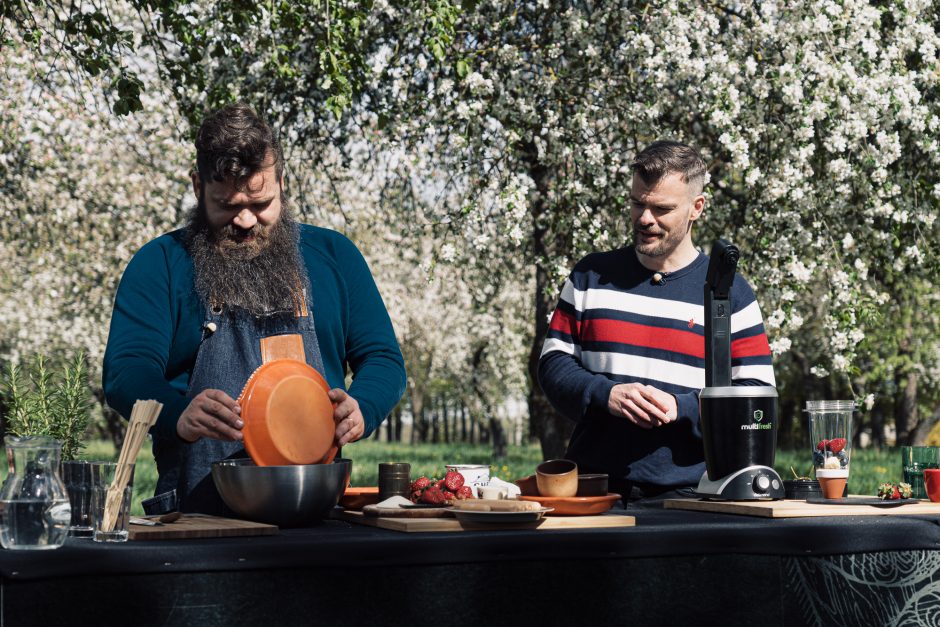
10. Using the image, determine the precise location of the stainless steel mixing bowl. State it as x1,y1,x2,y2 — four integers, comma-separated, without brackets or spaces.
211,458,352,527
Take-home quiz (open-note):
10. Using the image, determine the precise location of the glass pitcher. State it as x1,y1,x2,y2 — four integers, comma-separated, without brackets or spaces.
0,436,71,550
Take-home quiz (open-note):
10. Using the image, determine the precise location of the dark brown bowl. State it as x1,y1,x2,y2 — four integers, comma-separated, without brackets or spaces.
783,479,822,500
577,473,609,497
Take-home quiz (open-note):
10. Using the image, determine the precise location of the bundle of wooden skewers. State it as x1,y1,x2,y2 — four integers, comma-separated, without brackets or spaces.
101,399,162,533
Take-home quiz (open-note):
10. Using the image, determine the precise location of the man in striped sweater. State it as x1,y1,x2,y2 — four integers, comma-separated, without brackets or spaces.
538,141,775,502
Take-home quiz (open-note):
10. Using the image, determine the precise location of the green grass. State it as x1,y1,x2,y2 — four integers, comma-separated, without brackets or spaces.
15,440,901,517
774,447,902,496
341,440,544,486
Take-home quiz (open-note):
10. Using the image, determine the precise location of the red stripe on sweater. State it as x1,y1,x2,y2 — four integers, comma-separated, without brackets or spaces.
731,334,771,358
580,319,704,358
549,308,581,336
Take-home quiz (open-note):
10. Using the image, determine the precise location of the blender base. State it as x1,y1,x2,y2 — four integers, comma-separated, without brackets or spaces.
695,465,785,501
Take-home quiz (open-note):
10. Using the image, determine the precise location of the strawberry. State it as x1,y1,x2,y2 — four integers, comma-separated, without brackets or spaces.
442,490,456,502
421,485,446,505
456,485,474,500
410,490,423,503
891,486,901,500
816,440,829,451
828,438,847,454
877,483,894,499
899,483,913,499
444,470,465,491
411,476,431,492
436,478,446,489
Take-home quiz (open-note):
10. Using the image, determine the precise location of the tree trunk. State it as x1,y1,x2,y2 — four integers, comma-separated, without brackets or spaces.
525,144,574,460
870,403,885,449
895,369,918,446
460,404,468,442
489,416,507,459
441,395,450,444
913,404,940,446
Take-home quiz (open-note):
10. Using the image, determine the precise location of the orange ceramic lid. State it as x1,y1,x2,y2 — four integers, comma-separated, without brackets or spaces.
238,359,337,466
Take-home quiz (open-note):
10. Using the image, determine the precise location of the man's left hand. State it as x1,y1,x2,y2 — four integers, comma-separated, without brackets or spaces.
329,388,365,446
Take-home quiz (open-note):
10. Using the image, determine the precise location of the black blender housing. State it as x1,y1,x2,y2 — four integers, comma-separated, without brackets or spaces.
699,240,779,482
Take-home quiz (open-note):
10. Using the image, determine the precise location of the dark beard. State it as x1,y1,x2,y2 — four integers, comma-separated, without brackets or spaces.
185,196,305,316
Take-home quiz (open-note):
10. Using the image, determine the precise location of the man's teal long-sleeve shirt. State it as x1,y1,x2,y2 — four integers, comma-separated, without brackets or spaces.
103,224,406,440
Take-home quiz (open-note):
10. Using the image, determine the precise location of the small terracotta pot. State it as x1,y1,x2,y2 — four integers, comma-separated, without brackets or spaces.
818,477,847,499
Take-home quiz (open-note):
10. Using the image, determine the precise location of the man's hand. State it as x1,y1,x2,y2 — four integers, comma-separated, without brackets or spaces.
177,389,243,442
329,388,365,446
608,383,678,429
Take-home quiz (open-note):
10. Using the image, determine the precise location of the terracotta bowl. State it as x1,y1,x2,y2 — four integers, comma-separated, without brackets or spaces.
515,474,539,496
339,486,380,510
238,359,337,466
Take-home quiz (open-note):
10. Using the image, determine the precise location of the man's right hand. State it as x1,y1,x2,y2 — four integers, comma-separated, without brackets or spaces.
608,383,678,429
177,389,244,442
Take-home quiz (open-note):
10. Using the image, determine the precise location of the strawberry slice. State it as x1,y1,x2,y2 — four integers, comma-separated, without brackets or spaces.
828,438,847,454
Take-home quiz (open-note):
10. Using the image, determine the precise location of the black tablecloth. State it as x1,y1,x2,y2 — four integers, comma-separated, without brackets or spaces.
3,507,940,580
4,507,940,626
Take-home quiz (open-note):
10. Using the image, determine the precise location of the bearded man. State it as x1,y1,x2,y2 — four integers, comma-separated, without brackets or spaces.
103,104,406,515
538,140,774,505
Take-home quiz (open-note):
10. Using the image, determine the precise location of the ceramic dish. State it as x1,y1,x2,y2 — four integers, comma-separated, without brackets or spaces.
451,508,553,524
239,359,337,466
516,493,621,516
339,486,380,510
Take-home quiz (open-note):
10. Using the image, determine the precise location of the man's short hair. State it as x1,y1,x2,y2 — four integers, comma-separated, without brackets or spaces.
194,103,284,185
631,140,706,196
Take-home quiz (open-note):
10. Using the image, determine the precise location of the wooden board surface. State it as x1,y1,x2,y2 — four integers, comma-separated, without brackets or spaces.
335,510,635,532
128,514,278,540
663,497,940,518
361,504,451,518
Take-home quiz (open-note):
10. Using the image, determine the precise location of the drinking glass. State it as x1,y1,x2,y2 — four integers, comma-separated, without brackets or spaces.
90,462,135,543
807,400,855,499
901,446,940,500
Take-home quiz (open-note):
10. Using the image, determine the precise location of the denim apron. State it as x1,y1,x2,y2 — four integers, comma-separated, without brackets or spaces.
150,285,327,516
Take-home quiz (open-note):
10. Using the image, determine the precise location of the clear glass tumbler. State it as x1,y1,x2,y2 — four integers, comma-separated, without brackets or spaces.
807,400,855,499
90,462,135,543
901,446,940,500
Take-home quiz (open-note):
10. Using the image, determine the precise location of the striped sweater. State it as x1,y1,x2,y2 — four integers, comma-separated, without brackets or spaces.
538,246,775,488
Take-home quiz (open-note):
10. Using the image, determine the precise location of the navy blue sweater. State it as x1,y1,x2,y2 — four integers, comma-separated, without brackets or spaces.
538,247,774,487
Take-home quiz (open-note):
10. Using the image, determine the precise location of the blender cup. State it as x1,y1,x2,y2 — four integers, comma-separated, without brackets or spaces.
807,400,855,499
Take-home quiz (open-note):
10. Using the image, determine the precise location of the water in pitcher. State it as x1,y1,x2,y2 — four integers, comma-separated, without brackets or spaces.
0,436,71,550
0,498,71,549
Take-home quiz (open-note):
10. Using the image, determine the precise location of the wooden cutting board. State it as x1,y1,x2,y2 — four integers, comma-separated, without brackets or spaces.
335,510,635,532
128,514,278,540
362,504,451,518
663,497,940,518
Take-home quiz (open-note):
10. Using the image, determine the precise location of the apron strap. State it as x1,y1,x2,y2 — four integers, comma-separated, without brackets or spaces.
260,334,306,363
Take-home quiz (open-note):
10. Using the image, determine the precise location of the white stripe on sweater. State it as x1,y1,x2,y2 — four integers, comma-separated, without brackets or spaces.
541,337,579,358
562,285,762,333
580,351,705,389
